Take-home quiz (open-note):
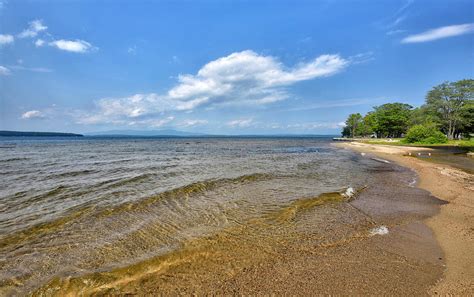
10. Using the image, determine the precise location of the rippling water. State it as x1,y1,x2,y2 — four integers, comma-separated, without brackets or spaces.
0,136,392,294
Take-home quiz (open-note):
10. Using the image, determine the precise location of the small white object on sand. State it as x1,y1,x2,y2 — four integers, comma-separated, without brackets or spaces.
369,226,389,236
343,187,355,198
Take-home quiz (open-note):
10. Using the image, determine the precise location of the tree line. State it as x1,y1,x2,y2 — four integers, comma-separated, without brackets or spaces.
342,79,474,142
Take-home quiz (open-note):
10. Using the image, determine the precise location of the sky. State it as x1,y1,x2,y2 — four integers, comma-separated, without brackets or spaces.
0,0,473,135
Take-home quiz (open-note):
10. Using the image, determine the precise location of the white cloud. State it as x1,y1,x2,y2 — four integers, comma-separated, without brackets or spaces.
286,122,344,130
402,23,474,43
21,110,45,119
386,29,406,36
227,118,254,128
76,50,349,126
0,66,11,75
35,39,45,47
179,119,208,127
128,116,175,128
18,19,47,38
127,45,137,55
9,65,53,73
0,34,14,45
168,50,348,107
48,39,95,53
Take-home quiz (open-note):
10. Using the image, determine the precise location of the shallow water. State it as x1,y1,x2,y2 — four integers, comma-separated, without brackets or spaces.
0,137,420,294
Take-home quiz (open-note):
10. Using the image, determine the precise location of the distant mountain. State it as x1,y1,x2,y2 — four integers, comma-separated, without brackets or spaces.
85,129,207,137
0,130,83,137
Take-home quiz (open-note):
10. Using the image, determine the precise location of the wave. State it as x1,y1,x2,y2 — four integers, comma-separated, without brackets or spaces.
0,173,273,252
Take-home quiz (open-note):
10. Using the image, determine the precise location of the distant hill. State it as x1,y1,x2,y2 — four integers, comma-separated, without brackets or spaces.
0,130,83,137
85,129,207,137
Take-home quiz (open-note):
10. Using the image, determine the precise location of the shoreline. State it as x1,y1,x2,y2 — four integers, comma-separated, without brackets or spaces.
336,141,474,295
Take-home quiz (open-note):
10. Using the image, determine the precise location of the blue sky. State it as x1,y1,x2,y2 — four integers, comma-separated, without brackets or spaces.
1,0,473,135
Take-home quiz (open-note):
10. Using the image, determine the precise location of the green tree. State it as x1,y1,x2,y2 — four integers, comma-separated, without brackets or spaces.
409,106,441,128
403,124,447,144
372,103,413,138
458,99,474,137
345,113,363,138
425,79,474,139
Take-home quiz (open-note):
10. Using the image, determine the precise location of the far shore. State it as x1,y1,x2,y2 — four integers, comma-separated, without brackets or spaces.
335,141,474,295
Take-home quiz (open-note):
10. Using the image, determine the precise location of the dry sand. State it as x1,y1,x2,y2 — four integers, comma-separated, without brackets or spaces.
337,142,474,295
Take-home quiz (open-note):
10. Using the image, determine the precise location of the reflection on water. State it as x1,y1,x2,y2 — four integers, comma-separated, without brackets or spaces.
413,149,474,174
0,137,390,295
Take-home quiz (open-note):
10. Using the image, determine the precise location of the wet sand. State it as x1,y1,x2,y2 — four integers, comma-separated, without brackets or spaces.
337,142,474,295
33,145,450,295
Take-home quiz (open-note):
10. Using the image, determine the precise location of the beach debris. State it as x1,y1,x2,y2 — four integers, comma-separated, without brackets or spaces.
342,187,355,198
360,152,366,156
369,226,389,236
371,157,390,164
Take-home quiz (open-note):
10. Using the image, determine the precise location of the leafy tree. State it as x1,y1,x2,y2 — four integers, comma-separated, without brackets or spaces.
356,113,375,137
458,99,474,138
372,103,413,138
425,79,474,139
341,126,351,137
345,113,363,137
403,124,447,144
409,106,441,128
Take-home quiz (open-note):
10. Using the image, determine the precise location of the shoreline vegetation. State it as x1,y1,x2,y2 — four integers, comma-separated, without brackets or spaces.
341,79,473,145
336,141,474,295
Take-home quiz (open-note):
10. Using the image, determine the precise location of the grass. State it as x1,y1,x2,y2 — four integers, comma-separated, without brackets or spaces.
358,138,474,150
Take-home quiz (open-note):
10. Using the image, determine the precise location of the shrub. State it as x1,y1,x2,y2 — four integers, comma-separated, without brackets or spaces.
403,124,448,144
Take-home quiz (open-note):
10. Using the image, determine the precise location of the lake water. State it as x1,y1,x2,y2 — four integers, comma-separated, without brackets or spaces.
0,136,416,294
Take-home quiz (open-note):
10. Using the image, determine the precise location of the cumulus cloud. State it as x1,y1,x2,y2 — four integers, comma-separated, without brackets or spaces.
0,34,14,46
48,39,95,53
21,110,45,119
18,19,47,38
0,66,11,75
167,51,347,107
77,50,349,126
402,23,474,43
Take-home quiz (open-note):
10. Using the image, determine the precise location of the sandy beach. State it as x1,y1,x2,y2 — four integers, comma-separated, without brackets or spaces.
336,142,474,295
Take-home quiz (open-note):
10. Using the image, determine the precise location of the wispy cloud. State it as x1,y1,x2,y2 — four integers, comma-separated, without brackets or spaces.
285,97,385,112
18,19,47,38
127,45,137,55
226,118,254,128
380,0,414,30
11,20,97,54
179,119,208,127
78,50,351,126
0,66,11,75
127,116,175,128
286,122,345,130
21,110,45,119
48,39,96,53
386,29,406,36
35,39,45,47
401,23,474,43
9,65,53,73
0,34,14,46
